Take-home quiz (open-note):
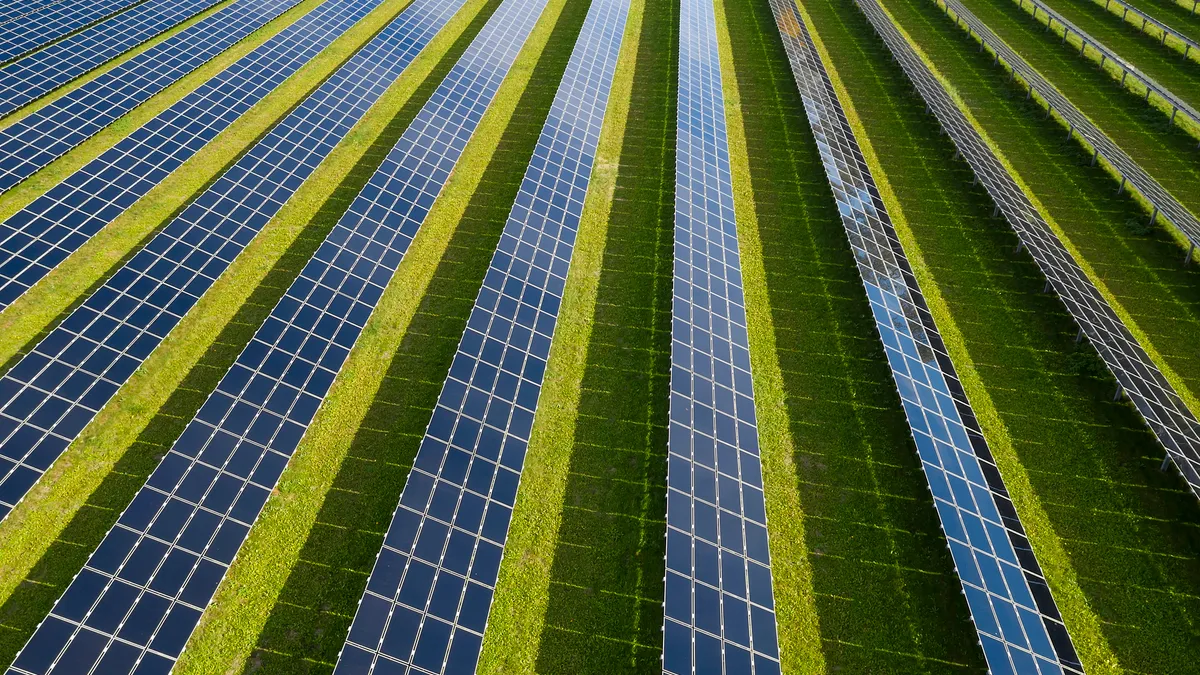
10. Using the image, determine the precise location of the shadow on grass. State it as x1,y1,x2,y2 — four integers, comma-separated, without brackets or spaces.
240,0,594,670
804,0,1200,670
724,0,988,671
0,1,501,665
532,0,674,671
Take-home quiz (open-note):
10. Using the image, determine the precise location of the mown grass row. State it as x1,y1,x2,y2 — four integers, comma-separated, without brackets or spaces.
724,0,989,671
520,0,675,670
177,0,594,670
0,0,491,664
884,0,1200,409
858,0,1200,670
1008,0,1200,108
954,0,1200,221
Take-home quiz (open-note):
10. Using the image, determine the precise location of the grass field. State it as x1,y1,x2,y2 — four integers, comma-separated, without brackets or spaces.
844,0,1200,669
725,0,990,670
878,0,1200,409
1010,0,1200,108
952,0,1200,221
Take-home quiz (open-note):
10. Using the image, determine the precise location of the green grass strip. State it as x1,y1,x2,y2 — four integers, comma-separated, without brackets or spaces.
0,0,480,657
475,0,643,671
0,0,417,372
172,0,588,670
711,1,824,673
1083,0,1200,58
1118,0,1200,44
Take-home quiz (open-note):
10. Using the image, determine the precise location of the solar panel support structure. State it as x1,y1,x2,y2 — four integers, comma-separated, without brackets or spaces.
858,0,1200,496
931,0,1200,257
1097,0,1200,60
768,0,1086,671
1008,0,1200,134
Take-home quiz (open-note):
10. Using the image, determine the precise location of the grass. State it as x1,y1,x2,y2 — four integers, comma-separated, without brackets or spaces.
1005,0,1200,116
851,0,1200,670
476,0,643,668
0,0,490,662
718,0,988,671
882,0,1200,411
714,0,824,672
0,0,418,373
176,0,594,671
526,0,674,669
952,0,1200,222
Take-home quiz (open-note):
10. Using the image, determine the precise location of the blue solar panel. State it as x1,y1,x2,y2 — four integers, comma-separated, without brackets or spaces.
2,0,560,670
0,0,388,310
0,0,139,64
661,1,781,674
767,3,1083,673
0,0,228,119
0,0,471,532
335,0,629,671
0,0,70,29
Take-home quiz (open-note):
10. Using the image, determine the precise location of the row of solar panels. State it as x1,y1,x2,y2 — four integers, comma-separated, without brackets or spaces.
0,0,1193,671
1098,0,1200,59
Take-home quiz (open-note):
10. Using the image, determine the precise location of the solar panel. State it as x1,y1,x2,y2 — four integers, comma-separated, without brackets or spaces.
661,0,781,673
5,0,596,669
336,0,630,671
0,0,140,64
929,0,1200,250
0,0,71,29
857,0,1200,495
1098,0,1200,59
0,0,472,531
0,0,229,119
769,1,1085,672
0,0,388,310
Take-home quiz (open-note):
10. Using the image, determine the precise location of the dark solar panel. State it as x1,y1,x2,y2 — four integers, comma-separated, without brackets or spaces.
0,0,229,119
0,0,140,64
336,0,630,671
934,0,1200,248
772,2,1084,672
0,0,71,29
0,0,472,533
0,0,388,310
661,0,781,673
3,0,578,668
858,0,1200,495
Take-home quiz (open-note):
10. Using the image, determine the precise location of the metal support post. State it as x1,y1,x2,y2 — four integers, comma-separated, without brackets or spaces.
1149,206,1158,225
1075,328,1084,344
1091,149,1099,166
1117,176,1126,195
1186,242,1195,265
1161,454,1171,471
1113,384,1123,402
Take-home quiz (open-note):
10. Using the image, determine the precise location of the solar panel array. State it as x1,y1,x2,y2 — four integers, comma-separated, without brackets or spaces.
860,0,1200,494
0,0,228,119
0,0,139,64
1009,0,1200,130
1099,0,1200,59
933,0,1200,252
771,1,1084,672
0,0,471,532
0,0,71,31
662,0,781,673
0,0,386,311
336,0,631,671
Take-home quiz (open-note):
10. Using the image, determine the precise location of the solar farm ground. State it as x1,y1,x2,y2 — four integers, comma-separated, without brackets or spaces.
0,0,1198,672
